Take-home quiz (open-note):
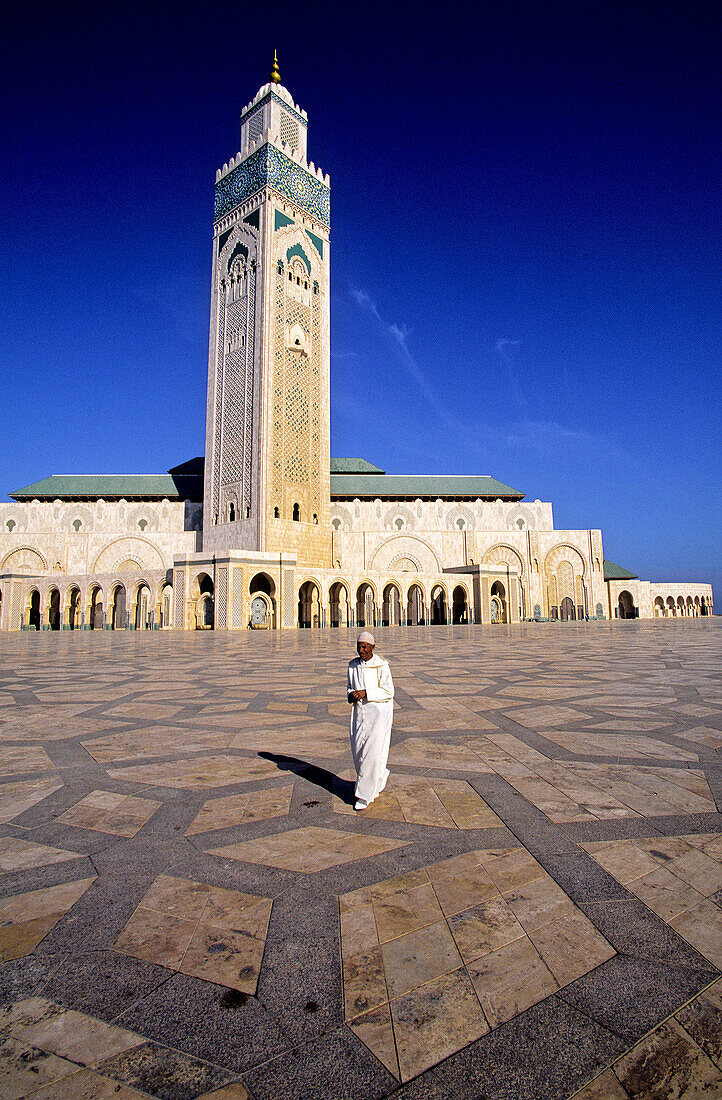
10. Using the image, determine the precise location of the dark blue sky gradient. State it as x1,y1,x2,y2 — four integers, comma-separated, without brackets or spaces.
2,2,720,595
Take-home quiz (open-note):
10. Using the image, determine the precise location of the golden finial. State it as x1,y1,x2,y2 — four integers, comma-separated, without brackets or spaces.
270,50,281,84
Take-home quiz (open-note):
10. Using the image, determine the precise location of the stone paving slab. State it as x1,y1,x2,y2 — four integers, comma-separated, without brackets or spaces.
0,619,720,1098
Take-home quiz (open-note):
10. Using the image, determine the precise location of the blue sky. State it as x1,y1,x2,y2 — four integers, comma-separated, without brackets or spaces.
2,2,720,597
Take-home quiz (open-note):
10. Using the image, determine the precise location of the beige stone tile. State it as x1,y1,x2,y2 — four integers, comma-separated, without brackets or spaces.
572,1067,632,1099
590,840,661,884
27,1067,150,1098
186,786,293,834
141,874,212,920
1,744,55,775
381,920,462,999
0,878,96,962
180,923,265,993
477,848,545,893
114,907,197,968
448,896,524,963
0,1035,79,1100
613,1017,722,1098
58,790,160,836
0,999,143,1065
390,967,488,1081
343,945,388,1020
105,701,183,719
467,935,558,1027
347,1002,399,1078
675,980,722,1068
506,705,592,728
82,728,232,764
627,865,707,922
203,891,271,934
429,866,500,918
503,875,577,932
108,753,280,788
0,776,63,823
0,836,81,875
339,898,379,958
211,826,407,873
670,899,722,969
667,848,722,896
528,908,615,985
373,882,445,943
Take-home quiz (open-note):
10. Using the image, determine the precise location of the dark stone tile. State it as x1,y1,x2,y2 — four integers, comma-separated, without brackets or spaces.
532,853,632,902
578,900,719,974
0,952,64,1003
560,819,665,844
393,1072,455,1098
118,972,289,1075
655,812,722,835
243,1026,396,1100
99,1040,234,1099
43,948,169,1020
557,954,715,1042
675,985,722,1067
432,994,625,1100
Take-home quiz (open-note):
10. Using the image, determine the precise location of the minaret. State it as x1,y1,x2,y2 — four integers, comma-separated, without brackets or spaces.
203,56,331,567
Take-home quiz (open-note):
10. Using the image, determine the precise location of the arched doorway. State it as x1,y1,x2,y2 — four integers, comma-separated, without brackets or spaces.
356,583,376,628
250,573,276,629
68,587,81,629
134,584,151,629
28,589,41,631
430,585,447,625
687,596,695,617
560,596,576,621
111,585,127,629
490,581,507,623
382,583,401,626
298,581,320,628
194,573,214,629
617,591,635,619
701,597,708,616
407,584,425,625
677,596,685,617
666,596,676,616
452,585,468,624
654,597,665,618
48,589,61,631
329,582,349,627
89,587,103,630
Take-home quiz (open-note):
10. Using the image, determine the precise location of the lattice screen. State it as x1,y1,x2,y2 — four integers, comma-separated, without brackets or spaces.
280,112,299,149
232,567,244,628
283,569,295,626
216,567,228,629
173,571,185,629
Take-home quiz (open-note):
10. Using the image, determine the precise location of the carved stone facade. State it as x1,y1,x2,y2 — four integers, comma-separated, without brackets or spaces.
0,69,713,631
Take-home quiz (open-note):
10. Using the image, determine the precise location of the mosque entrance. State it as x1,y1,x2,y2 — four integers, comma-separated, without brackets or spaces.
49,589,61,630
618,591,635,619
193,573,214,629
452,586,468,624
430,586,447,625
28,589,40,630
407,584,424,625
298,581,320,628
68,588,80,629
490,582,507,623
356,584,376,628
382,584,401,626
329,582,349,627
111,585,127,629
250,573,275,628
560,596,576,621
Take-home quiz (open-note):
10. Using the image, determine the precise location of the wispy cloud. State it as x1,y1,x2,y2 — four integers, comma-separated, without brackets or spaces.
350,288,458,428
495,338,527,418
504,419,624,457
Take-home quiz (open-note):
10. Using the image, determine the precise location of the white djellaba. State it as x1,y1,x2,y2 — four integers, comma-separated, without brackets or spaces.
347,632,395,810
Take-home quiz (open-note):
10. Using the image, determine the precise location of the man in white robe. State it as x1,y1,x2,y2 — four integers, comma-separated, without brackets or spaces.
347,632,394,811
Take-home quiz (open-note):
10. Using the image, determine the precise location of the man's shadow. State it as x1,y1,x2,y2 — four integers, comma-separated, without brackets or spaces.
258,752,355,806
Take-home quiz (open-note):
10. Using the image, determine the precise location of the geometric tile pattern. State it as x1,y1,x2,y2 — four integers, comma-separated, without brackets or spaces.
0,621,719,1100
583,832,722,968
113,875,273,993
341,846,615,1080
57,790,160,836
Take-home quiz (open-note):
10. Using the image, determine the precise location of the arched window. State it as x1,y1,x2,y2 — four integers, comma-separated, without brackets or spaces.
312,513,318,524
293,503,301,521
274,506,280,518
228,502,236,522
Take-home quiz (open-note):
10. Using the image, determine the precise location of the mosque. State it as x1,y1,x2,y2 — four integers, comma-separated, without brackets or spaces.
0,60,713,632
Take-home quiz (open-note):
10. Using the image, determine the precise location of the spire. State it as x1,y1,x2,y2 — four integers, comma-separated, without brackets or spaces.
270,50,281,85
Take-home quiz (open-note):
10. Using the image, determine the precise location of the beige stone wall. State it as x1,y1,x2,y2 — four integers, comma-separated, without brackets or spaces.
606,579,714,619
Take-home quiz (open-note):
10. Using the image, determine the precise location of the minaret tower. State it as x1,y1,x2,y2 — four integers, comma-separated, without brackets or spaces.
203,55,331,567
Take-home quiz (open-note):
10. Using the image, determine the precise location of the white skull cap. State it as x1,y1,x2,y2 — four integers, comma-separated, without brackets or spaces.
357,632,375,645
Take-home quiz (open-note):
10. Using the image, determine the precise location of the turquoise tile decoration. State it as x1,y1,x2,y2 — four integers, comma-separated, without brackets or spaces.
286,243,311,273
306,229,323,258
274,210,295,230
215,144,329,227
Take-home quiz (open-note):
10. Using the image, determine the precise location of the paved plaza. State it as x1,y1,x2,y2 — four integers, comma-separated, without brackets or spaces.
0,620,720,1099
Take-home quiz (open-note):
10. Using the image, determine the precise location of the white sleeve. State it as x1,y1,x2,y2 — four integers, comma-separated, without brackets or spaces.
364,661,394,702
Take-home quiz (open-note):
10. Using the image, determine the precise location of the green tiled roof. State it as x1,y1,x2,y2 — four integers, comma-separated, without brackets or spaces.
603,559,639,581
11,470,204,502
330,457,385,474
330,474,524,500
